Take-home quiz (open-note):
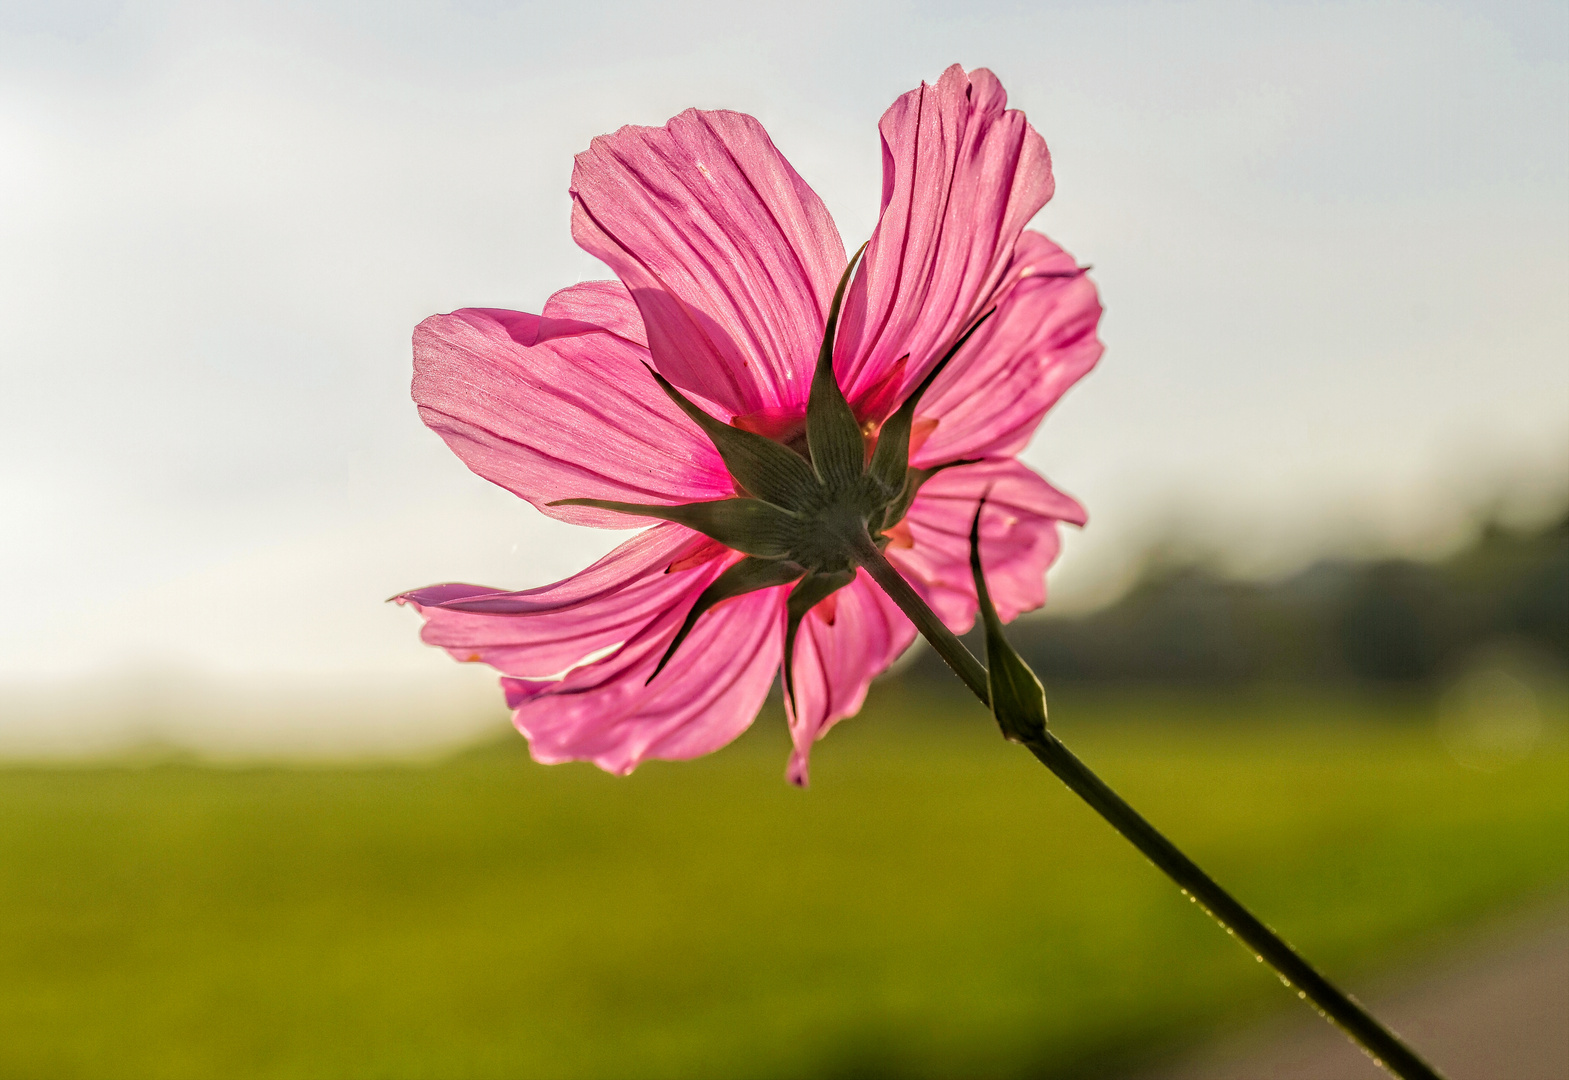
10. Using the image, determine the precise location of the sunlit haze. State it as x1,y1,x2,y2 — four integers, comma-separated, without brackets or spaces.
2,0,1565,753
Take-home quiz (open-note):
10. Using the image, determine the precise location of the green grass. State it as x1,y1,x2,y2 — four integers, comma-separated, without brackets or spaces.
1,686,1565,1079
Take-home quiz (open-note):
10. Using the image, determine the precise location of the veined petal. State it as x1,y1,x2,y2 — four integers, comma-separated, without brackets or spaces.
413,281,733,528
914,232,1104,465
783,573,916,786
570,108,847,416
397,523,717,679
542,279,649,345
653,555,806,682
401,522,784,773
513,586,786,776
836,65,1054,404
888,458,1085,632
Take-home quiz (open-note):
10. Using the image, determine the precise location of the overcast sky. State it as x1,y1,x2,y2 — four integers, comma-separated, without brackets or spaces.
1,0,1565,750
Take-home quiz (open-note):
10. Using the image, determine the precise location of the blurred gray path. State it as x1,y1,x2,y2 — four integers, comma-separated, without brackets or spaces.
1143,898,1569,1080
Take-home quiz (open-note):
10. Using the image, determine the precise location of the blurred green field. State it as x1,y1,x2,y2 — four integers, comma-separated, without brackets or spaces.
1,687,1565,1080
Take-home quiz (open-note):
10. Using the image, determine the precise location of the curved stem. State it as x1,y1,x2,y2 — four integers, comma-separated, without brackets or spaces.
852,535,1446,1080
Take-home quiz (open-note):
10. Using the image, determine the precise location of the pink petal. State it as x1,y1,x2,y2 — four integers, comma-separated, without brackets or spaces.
538,278,650,345
783,573,916,786
836,65,1055,404
515,584,783,776
413,280,733,528
399,523,785,775
398,524,714,678
570,109,847,416
889,458,1085,633
913,232,1104,465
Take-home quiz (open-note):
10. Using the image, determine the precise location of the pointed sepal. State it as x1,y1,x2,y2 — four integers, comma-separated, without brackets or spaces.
648,556,806,683
781,568,857,715
805,245,869,490
644,366,819,510
968,497,1048,747
549,496,800,558
868,309,996,500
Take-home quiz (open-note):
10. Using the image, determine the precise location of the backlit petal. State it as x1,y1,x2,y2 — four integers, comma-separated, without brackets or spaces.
571,109,846,416
890,458,1085,632
512,585,785,776
398,523,715,678
914,232,1103,464
784,572,915,786
401,523,783,773
836,65,1054,403
413,281,732,527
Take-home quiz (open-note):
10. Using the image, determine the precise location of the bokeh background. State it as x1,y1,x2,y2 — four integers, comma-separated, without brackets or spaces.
1,1,1565,1077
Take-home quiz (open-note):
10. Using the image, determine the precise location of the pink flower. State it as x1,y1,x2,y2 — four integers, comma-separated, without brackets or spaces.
396,65,1103,785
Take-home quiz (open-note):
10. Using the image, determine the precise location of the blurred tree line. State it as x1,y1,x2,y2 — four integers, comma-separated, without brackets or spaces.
908,510,1568,687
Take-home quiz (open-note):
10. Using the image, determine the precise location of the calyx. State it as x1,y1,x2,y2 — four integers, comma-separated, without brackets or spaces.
550,247,990,704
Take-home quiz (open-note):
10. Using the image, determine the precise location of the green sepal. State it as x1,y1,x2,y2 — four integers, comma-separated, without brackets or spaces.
967,497,1048,746
644,366,819,510
805,244,869,490
868,309,997,500
648,556,806,684
781,568,857,715
549,497,800,559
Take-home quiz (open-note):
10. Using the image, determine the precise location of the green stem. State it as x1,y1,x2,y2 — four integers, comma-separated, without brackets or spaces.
852,535,990,703
852,536,1446,1080
1021,731,1442,1080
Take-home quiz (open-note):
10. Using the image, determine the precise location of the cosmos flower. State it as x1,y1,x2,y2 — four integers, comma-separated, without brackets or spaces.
396,64,1103,784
